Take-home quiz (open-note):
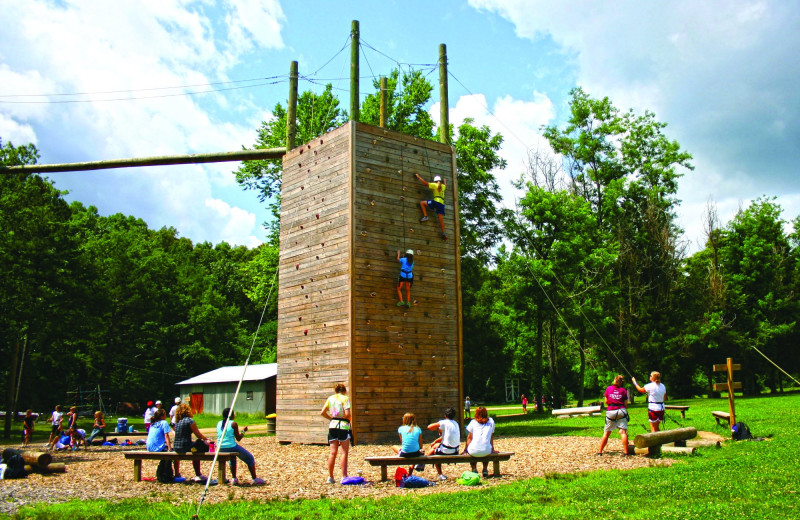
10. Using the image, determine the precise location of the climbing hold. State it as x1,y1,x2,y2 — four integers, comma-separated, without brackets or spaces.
366,264,371,269
365,168,371,173
301,185,304,190
295,264,299,270
372,140,376,145
304,330,308,335
316,256,319,259
409,228,414,233
300,225,304,229
370,292,377,297
321,242,325,246
402,186,407,191
316,214,319,219
397,169,402,175
360,231,367,237
370,200,375,206
305,374,309,378
298,317,302,321
301,285,304,289
400,196,405,201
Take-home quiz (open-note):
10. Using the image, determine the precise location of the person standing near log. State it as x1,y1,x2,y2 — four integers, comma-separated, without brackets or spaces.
632,371,667,432
597,375,630,456
320,383,352,484
46,405,63,449
22,410,35,448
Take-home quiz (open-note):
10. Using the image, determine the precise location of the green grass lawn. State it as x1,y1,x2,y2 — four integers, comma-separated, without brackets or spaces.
8,393,800,519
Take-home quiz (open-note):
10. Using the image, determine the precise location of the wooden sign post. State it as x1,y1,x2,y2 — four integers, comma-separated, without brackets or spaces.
712,358,742,425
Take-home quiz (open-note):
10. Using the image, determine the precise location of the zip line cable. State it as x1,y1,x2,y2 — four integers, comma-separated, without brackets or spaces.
194,159,313,519
0,79,287,104
751,345,800,386
0,75,285,99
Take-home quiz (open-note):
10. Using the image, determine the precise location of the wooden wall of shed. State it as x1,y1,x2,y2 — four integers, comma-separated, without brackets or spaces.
277,122,462,444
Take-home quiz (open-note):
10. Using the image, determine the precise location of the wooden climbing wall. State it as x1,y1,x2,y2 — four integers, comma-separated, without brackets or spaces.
276,121,463,444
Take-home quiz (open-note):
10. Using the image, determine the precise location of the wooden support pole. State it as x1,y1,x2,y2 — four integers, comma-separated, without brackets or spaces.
350,20,360,122
727,357,737,424
0,148,287,174
379,76,388,128
438,43,450,145
287,60,298,151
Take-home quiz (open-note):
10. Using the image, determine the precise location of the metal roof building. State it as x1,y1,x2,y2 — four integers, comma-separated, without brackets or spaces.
176,364,277,416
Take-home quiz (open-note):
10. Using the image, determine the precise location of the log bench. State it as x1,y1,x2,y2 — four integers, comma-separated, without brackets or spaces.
633,427,697,457
551,405,602,419
123,451,236,482
712,411,731,426
664,405,689,419
365,452,514,482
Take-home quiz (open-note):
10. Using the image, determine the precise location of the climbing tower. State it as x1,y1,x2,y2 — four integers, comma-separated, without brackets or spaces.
276,121,462,444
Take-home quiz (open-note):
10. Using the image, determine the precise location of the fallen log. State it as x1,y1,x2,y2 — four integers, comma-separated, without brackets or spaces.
551,405,602,416
24,462,66,474
661,446,696,455
20,451,52,468
634,427,697,449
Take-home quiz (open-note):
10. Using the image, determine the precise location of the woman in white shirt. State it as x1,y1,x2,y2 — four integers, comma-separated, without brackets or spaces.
632,371,667,432
463,406,496,477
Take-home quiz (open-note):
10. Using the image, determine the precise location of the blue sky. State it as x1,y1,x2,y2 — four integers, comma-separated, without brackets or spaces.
1,1,798,252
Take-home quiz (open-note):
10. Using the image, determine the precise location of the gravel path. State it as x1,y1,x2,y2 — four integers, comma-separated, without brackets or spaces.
0,435,665,515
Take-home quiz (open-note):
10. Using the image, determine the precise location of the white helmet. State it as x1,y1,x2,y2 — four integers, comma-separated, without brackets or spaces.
406,249,414,255
433,175,442,182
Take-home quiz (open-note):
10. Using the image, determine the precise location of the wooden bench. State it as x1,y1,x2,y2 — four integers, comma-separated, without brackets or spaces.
712,410,731,425
633,427,697,456
123,451,237,482
664,405,689,419
365,452,514,482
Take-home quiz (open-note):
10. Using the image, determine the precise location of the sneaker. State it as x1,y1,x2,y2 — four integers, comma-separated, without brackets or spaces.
191,475,207,483
414,464,425,471
405,301,412,308
252,477,265,485
397,301,405,307
230,478,239,485
437,474,447,481
326,477,336,484
595,452,603,456
207,479,218,486
419,216,429,223
482,469,489,478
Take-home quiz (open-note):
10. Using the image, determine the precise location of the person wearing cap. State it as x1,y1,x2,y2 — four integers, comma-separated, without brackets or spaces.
396,249,415,308
143,401,157,432
169,397,181,428
415,173,447,240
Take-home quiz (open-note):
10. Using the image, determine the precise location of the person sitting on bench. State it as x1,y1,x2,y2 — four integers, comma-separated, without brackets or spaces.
392,413,423,475
425,407,461,481
463,406,496,477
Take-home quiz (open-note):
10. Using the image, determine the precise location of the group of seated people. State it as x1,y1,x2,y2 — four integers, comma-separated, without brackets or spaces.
392,405,496,480
145,405,264,485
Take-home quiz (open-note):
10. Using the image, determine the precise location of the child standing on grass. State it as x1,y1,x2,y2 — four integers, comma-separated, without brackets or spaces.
22,410,35,447
392,413,424,475
396,249,414,308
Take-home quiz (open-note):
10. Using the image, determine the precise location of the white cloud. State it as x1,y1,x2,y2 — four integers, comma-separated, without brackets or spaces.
432,91,556,210
468,0,800,251
0,0,285,247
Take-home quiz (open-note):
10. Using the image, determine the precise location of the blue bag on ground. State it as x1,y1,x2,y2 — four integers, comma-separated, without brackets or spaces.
401,475,429,488
341,476,365,485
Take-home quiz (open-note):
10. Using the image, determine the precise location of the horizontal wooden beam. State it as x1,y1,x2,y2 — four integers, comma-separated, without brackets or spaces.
0,147,287,174
713,363,741,372
713,382,742,391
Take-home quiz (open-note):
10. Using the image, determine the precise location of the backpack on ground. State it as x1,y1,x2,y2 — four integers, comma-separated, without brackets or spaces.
731,421,752,441
456,471,481,486
394,467,408,487
341,476,365,485
156,458,175,483
0,449,27,479
401,474,429,488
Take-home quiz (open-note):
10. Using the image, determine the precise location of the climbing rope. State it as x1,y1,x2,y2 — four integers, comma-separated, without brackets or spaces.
193,160,314,519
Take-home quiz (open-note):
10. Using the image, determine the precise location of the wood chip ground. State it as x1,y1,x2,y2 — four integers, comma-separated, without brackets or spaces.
0,434,678,515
